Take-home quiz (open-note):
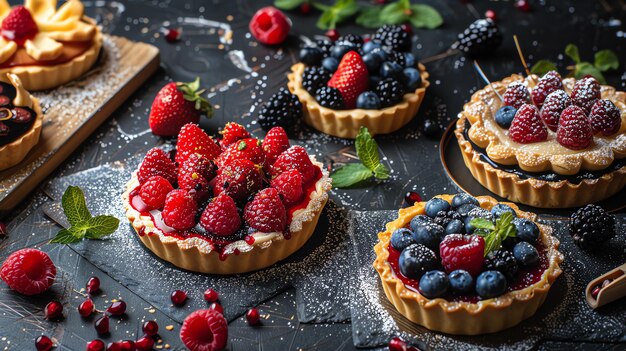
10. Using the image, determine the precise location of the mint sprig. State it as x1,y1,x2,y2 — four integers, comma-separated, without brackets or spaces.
274,0,309,10
51,186,119,244
471,212,516,256
330,127,390,188
530,44,619,84
314,0,360,30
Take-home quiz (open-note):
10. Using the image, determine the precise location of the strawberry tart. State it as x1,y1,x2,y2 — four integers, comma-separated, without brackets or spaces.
456,72,626,208
123,123,332,274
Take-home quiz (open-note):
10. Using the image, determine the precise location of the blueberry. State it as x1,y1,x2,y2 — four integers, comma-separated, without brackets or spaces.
495,106,517,129
513,242,539,267
379,61,403,79
425,198,451,218
456,203,478,218
448,270,474,294
512,218,539,245
475,270,507,299
322,57,339,72
412,224,443,252
398,244,438,280
491,204,517,219
362,41,381,54
390,228,415,252
369,47,389,61
502,236,520,251
330,45,353,59
423,119,440,137
369,75,382,88
402,67,422,91
451,193,479,209
419,270,449,298
363,53,382,74
445,219,465,235
299,47,323,66
403,52,417,68
356,91,381,109
410,215,432,232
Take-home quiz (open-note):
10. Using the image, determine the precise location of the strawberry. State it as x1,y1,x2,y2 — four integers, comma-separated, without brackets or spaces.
178,154,216,203
148,78,213,136
244,188,287,232
162,189,197,230
262,126,290,168
270,145,317,184
1,6,38,43
219,122,250,149
508,104,548,144
213,159,264,202
199,194,242,236
180,309,228,351
139,175,174,210
270,169,304,206
217,138,265,167
557,105,593,150
175,123,221,165
137,148,177,185
589,99,621,136
327,51,369,109
502,82,530,109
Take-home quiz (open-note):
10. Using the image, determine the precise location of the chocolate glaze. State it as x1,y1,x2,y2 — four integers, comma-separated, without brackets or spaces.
0,81,36,147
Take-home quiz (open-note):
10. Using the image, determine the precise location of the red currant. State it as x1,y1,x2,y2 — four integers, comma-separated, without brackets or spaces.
246,308,260,326
0,222,7,235
203,288,219,302
44,301,63,320
164,27,181,43
106,342,121,351
78,299,95,317
142,320,159,337
35,335,53,351
119,340,134,351
171,290,187,306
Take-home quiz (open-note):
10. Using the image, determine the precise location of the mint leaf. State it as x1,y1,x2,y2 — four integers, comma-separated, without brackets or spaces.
372,163,389,180
355,6,384,28
409,4,443,29
355,127,380,171
330,163,373,188
530,60,557,76
470,217,495,230
480,212,517,256
51,228,83,244
594,49,619,72
275,0,307,10
379,1,410,25
565,44,580,63
575,62,606,84
62,185,91,226
84,216,120,239
314,0,359,30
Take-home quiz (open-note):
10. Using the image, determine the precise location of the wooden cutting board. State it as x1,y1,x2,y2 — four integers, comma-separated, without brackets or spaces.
0,35,160,214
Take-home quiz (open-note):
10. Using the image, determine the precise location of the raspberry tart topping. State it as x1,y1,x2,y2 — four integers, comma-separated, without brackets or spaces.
137,148,177,185
589,99,621,136
503,82,531,109
539,89,571,132
557,105,593,150
219,122,250,148
531,70,563,106
509,104,548,144
199,194,242,237
570,76,601,113
1,6,38,44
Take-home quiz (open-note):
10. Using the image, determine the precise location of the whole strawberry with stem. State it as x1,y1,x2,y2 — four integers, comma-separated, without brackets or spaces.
149,77,213,136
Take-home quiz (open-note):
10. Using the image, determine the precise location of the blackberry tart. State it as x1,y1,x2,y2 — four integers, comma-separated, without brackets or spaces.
455,72,626,208
373,194,563,335
123,123,332,275
287,25,430,139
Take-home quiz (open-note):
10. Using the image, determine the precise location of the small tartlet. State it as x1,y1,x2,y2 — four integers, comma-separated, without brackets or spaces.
373,195,563,335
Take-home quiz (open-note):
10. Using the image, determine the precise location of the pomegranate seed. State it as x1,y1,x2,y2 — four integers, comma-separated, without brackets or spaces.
94,315,110,335
209,302,224,314
170,290,187,306
44,301,63,320
106,342,122,351
591,286,601,299
164,27,181,43
142,320,159,336
135,336,154,351
107,300,127,316
246,308,260,326
35,335,53,351
0,222,7,236
86,276,101,295
514,0,531,12
79,299,95,317
404,191,422,206
485,9,497,21
299,2,311,14
325,29,339,42
388,336,407,351
119,340,135,351
400,23,412,35
203,288,219,302
86,339,105,351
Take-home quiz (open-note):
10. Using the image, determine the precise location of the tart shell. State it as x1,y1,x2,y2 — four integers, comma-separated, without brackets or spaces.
373,195,563,335
0,96,42,170
287,62,430,139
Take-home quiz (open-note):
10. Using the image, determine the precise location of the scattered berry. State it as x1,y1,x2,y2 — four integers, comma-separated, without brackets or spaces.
86,276,100,295
299,2,311,14
106,300,126,316
589,99,621,136
137,148,177,185
199,193,242,237
451,18,502,57
204,288,219,302
514,0,532,12
404,191,421,205
175,123,221,165
143,320,159,337
532,70,563,106
557,105,593,150
388,336,407,351
376,78,405,107
162,189,197,230
439,234,485,276
314,86,345,109
262,126,290,168
0,248,56,296
503,82,530,109
1,5,38,43
213,158,263,202
270,169,304,206
106,342,121,351
86,339,105,351
244,188,287,232
219,122,250,149
484,249,519,281
163,27,181,42
135,336,154,351
171,290,188,306
476,270,507,298
485,9,497,21
0,222,7,235
246,308,261,325
35,335,53,351
180,309,228,351
570,76,601,113
419,270,449,298
325,29,340,42
509,104,548,144
94,315,110,335
139,175,174,210
119,340,135,351
448,269,474,294
78,299,95,317
249,6,291,45
258,87,303,130
569,204,616,248
270,145,317,184
539,90,571,132
398,243,438,280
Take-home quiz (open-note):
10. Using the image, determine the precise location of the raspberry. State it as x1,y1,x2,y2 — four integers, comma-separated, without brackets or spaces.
270,145,317,184
217,138,265,167
249,6,291,45
199,194,242,236
176,123,221,165
139,176,174,210
439,234,485,277
219,122,250,149
180,309,228,351
571,76,601,113
262,126,290,168
213,159,263,202
531,70,563,106
589,99,621,136
270,169,304,206
569,204,616,248
509,104,548,144
0,248,56,295
484,249,519,281
162,189,198,230
503,82,531,109
244,188,287,232
178,153,216,203
137,148,177,185
1,6,38,43
557,105,593,150
539,90,571,132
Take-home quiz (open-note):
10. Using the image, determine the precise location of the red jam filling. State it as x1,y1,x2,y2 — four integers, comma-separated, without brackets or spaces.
0,40,94,68
130,166,323,259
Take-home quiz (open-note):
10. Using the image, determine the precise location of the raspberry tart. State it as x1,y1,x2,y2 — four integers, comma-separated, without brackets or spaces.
286,25,430,139
123,123,332,274
373,194,563,335
456,72,626,208
0,0,103,90
0,73,42,170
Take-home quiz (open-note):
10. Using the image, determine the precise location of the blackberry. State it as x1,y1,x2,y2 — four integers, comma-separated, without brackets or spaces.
484,249,519,281
388,51,406,67
451,18,502,57
337,33,363,47
376,78,405,107
433,210,462,229
314,86,345,110
569,204,616,248
373,25,411,52
257,88,303,130
315,39,333,57
302,66,332,94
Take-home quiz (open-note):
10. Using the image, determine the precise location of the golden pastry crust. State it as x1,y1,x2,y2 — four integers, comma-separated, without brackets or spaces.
287,62,430,139
123,159,332,275
373,195,563,335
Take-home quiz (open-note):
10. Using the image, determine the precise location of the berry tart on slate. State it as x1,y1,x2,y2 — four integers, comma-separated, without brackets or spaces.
0,0,103,90
373,193,563,335
0,73,42,170
287,25,430,139
123,123,332,274
455,72,626,208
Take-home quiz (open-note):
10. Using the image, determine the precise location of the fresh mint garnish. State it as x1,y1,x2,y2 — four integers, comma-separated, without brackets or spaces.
314,0,360,30
274,0,309,10
530,44,618,84
51,186,119,244
471,212,517,256
330,127,390,188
